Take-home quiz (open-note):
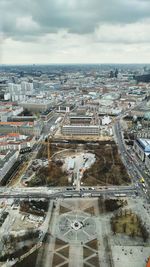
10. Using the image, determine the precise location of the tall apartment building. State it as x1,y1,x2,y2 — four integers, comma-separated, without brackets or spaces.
21,81,33,93
4,82,34,101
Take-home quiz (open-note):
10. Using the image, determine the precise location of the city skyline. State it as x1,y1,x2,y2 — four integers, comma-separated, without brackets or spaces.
1,0,150,64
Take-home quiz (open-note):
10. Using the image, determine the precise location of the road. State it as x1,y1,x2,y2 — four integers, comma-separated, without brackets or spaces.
0,185,136,199
113,118,149,202
41,114,59,135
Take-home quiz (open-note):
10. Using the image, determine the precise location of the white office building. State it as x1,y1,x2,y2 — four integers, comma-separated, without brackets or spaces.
62,125,100,136
102,115,112,125
134,138,150,161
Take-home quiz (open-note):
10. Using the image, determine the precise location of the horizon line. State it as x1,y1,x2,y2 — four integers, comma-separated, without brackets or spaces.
1,63,150,66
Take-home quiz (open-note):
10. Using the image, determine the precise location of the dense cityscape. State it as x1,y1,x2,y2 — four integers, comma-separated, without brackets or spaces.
0,64,150,267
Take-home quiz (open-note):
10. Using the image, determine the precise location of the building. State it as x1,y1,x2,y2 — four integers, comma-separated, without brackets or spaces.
4,82,34,101
134,138,150,161
135,74,150,83
62,125,100,136
0,150,19,184
5,83,26,101
69,116,92,125
8,116,37,122
21,81,33,93
101,115,112,125
40,108,54,122
0,105,23,122
0,121,42,137
0,133,35,152
19,99,51,112
67,158,75,172
57,104,75,113
146,257,150,267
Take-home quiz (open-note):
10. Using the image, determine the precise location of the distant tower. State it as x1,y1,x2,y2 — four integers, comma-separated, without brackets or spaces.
114,69,118,78
109,70,114,78
81,99,84,106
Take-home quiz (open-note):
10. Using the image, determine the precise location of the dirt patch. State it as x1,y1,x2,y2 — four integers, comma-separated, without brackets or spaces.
58,246,69,259
55,238,68,251
34,142,130,187
84,207,95,216
59,206,72,215
52,253,65,266
111,210,149,241
82,144,130,186
83,247,95,259
87,255,100,266
60,264,69,267
86,239,98,251
14,249,39,267
28,162,68,187
98,198,127,213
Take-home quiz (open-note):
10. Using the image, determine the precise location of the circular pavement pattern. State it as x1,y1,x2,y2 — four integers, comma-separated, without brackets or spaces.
56,211,96,243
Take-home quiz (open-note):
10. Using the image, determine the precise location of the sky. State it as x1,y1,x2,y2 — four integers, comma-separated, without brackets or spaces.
1,0,150,64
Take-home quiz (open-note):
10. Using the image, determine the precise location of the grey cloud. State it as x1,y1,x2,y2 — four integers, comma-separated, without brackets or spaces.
1,0,150,40
31,0,150,33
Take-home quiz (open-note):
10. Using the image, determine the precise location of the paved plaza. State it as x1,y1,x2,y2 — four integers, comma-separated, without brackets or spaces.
39,197,150,267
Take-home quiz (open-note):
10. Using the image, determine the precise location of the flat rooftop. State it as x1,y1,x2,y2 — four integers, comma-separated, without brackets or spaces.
62,125,99,128
137,138,150,152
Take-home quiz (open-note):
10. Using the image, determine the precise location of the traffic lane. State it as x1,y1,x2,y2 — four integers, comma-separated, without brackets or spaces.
127,151,150,186
114,121,150,201
2,184,136,194
114,123,141,181
0,189,136,199
41,114,59,134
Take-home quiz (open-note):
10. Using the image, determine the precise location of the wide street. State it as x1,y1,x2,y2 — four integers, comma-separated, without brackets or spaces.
0,184,136,199
113,118,150,202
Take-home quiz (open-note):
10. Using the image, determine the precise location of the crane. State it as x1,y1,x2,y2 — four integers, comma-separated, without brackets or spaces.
40,135,52,170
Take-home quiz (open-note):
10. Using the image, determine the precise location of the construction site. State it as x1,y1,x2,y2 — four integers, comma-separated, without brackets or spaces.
25,139,130,187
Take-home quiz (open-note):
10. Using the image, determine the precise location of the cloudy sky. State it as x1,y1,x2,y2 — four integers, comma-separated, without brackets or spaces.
1,0,150,64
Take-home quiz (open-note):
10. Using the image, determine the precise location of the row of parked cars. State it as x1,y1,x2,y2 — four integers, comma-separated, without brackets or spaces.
66,187,95,191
